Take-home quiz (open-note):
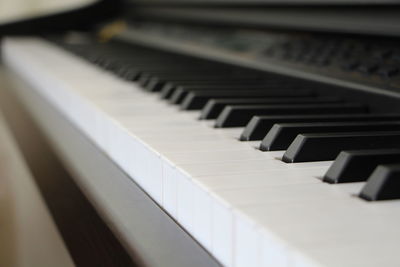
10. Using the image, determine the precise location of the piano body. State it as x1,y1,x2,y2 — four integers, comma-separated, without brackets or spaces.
2,0,400,266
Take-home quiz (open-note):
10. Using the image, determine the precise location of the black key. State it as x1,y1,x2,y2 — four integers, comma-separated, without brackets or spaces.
135,72,210,86
180,89,314,110
260,121,400,151
200,96,341,120
168,86,188,103
323,149,400,184
120,66,175,81
240,114,400,141
372,49,393,60
340,60,359,71
170,87,255,105
139,73,259,91
169,85,295,105
359,164,400,201
358,61,379,75
123,70,170,82
282,131,400,163
159,80,285,99
138,73,230,88
144,75,262,92
118,67,141,80
160,81,236,99
166,81,284,101
146,77,172,92
160,82,180,99
120,65,219,79
215,103,367,128
377,65,399,78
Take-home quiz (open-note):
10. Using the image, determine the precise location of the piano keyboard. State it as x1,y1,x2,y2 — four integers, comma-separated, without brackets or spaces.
3,37,400,267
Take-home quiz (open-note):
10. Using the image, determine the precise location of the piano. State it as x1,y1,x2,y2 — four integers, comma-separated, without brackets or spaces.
2,0,400,266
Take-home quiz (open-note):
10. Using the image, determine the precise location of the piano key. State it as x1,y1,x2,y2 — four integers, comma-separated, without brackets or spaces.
160,78,295,100
160,82,180,99
240,113,400,141
159,80,252,97
282,131,400,163
323,149,400,184
161,149,329,222
199,96,342,120
49,38,400,267
237,195,400,267
360,164,400,201
137,73,204,87
194,168,325,191
118,66,212,81
169,85,293,105
118,68,142,81
171,160,332,255
136,69,255,82
161,149,272,165
144,75,263,92
159,80,282,99
260,121,400,151
180,89,315,110
10,38,400,267
215,103,368,128
134,70,219,84
204,181,363,266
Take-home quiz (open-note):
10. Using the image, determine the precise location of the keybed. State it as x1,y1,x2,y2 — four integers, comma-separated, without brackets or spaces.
4,37,400,267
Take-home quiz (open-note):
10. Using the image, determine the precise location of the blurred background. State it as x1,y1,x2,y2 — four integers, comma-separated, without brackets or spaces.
0,0,95,24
